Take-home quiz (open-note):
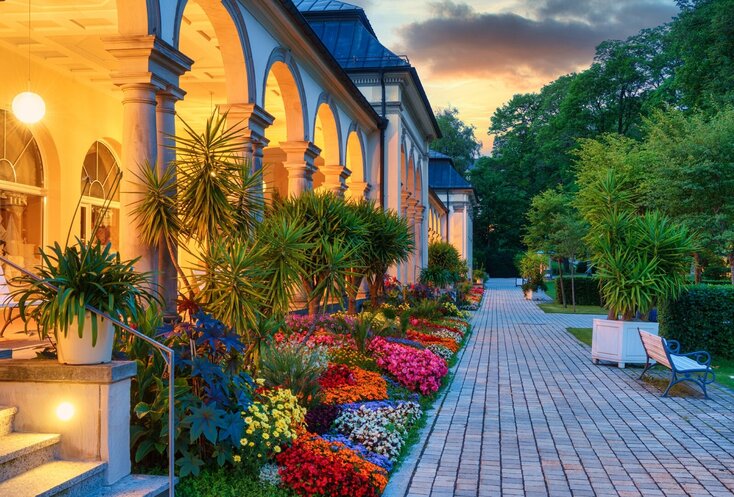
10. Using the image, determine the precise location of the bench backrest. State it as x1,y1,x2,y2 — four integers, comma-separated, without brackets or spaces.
638,330,671,369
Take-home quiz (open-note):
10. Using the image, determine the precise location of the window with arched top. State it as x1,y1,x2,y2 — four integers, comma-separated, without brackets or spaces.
0,109,44,269
80,141,121,251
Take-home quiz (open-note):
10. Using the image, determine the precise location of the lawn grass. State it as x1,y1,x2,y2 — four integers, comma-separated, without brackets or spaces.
564,326,734,392
567,327,592,346
539,303,607,315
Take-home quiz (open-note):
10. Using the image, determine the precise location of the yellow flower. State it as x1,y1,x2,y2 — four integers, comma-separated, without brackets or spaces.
233,455,241,463
255,378,266,386
262,433,270,440
240,438,248,445
274,446,281,453
249,442,255,447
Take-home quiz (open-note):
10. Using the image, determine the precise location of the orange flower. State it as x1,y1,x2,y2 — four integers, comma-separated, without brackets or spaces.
321,365,388,405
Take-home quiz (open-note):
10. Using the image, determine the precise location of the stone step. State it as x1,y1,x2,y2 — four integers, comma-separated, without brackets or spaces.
93,474,171,497
0,460,106,497
0,406,17,437
0,432,60,483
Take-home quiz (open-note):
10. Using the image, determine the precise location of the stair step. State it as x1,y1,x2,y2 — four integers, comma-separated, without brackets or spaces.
93,475,171,497
0,406,17,437
0,432,60,482
0,460,106,497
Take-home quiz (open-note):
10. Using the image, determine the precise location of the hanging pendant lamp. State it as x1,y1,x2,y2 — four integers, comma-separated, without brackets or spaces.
12,0,45,124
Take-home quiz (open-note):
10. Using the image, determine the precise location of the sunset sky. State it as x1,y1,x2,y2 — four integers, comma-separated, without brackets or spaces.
349,0,680,155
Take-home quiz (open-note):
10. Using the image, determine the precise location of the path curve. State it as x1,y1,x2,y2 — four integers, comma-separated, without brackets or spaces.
384,278,734,497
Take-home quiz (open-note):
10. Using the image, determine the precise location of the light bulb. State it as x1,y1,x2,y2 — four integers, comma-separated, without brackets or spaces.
12,91,46,124
55,402,75,421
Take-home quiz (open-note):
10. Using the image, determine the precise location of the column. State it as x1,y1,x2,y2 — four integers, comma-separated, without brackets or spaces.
280,141,320,196
400,190,411,282
346,181,371,201
119,83,159,274
406,197,419,283
156,89,182,318
218,103,274,173
415,204,425,279
107,35,192,278
320,165,351,197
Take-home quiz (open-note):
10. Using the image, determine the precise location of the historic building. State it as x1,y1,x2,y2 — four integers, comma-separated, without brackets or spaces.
0,0,435,297
428,150,476,277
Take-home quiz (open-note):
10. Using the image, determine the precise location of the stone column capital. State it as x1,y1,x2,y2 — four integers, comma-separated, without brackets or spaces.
106,35,192,97
281,141,320,195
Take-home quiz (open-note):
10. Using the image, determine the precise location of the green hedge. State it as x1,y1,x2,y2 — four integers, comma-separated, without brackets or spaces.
553,276,602,306
659,285,734,359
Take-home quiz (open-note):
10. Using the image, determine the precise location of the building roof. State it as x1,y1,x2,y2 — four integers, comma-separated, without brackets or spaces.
279,1,382,128
294,0,409,69
428,150,473,190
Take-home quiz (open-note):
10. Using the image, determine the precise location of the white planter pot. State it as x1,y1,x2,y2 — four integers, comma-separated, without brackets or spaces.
56,313,115,365
591,319,658,368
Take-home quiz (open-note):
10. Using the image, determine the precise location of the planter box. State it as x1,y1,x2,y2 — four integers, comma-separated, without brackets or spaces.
591,319,659,368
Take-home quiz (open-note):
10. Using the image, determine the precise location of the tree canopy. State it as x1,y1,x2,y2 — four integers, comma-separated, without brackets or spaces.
470,0,734,277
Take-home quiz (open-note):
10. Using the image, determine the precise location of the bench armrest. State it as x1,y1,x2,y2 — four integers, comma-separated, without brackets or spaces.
680,350,712,367
666,339,681,354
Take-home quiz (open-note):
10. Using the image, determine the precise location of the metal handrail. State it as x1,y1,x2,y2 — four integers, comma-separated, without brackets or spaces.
0,255,176,497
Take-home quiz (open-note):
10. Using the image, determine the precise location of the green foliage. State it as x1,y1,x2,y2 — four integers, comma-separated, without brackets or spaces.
176,468,296,497
258,343,326,409
125,310,254,477
659,285,734,359
421,242,467,287
516,251,547,292
576,163,695,320
472,0,734,276
554,277,602,306
350,201,414,307
431,106,481,175
670,0,734,110
12,240,158,345
639,107,734,280
271,192,367,314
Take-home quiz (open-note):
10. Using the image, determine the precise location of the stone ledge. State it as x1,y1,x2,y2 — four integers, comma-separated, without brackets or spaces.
0,360,136,384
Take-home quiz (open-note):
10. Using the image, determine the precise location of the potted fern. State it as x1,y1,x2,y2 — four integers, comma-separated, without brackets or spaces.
11,240,157,364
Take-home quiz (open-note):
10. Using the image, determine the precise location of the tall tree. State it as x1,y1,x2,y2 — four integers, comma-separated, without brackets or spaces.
432,106,481,175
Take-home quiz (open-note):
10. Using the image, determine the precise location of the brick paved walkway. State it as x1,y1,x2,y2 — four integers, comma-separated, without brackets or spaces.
385,278,734,497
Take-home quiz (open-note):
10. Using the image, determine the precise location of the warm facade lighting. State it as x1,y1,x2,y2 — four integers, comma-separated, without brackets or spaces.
55,401,75,421
12,91,46,124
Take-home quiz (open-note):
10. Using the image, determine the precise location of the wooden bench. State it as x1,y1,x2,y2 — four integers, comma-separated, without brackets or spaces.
638,329,715,399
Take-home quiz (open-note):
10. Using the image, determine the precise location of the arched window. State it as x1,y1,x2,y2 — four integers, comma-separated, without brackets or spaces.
0,109,44,269
80,142,120,251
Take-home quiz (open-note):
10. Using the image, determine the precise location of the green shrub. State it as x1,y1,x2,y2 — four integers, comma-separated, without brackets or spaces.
177,468,296,497
258,344,326,409
421,242,467,287
554,277,602,306
659,285,734,359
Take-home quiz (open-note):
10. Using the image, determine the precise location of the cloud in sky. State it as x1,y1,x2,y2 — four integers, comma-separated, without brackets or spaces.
394,0,678,83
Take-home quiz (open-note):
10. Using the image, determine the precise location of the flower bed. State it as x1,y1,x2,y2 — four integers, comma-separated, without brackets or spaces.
277,434,388,497
369,337,448,395
319,364,388,405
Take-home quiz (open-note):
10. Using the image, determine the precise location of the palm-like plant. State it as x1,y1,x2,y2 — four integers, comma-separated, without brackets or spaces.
273,192,367,315
353,204,414,307
132,110,265,307
578,168,695,320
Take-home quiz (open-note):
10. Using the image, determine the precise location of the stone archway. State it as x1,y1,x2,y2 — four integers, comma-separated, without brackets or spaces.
261,49,313,198
345,125,368,200
312,95,345,195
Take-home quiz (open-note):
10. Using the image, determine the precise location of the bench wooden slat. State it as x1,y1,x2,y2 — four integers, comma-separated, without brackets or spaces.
639,331,671,368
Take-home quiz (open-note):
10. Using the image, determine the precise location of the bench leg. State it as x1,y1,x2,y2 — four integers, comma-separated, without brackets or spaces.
639,358,652,380
662,372,678,397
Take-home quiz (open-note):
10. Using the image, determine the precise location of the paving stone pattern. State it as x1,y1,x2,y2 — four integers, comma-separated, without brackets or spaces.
385,279,734,497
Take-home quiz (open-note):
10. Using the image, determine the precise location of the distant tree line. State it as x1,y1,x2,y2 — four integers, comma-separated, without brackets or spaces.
464,0,734,277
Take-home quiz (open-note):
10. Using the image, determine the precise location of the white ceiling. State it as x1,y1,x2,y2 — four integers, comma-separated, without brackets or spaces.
0,0,227,112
